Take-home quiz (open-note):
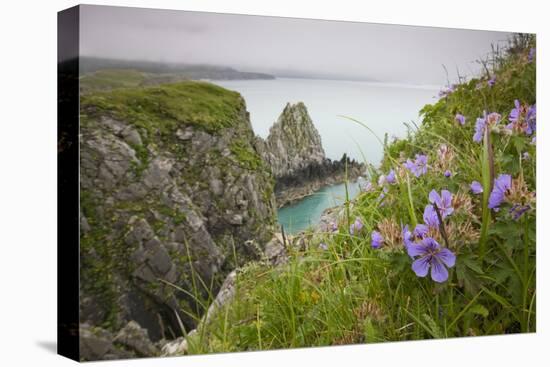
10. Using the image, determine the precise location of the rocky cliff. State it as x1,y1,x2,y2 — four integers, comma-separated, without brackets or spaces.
259,102,364,207
78,81,277,359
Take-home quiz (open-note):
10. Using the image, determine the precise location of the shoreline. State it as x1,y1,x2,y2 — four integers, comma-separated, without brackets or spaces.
276,177,359,209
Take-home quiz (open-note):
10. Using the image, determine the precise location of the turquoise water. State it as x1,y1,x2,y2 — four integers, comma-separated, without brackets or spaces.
277,182,360,234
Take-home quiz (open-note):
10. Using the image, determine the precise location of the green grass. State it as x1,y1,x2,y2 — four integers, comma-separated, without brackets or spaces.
80,80,244,136
183,35,536,354
80,69,146,92
230,139,264,170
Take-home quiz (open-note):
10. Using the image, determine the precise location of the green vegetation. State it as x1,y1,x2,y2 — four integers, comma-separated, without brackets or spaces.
80,69,146,92
80,191,126,330
183,35,536,353
230,139,264,170
80,80,243,135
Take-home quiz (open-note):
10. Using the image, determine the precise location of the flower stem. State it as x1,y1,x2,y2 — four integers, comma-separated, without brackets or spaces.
521,216,531,332
479,128,493,261
406,173,417,228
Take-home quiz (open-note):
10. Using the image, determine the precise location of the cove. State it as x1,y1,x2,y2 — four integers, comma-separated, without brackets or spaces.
277,181,360,235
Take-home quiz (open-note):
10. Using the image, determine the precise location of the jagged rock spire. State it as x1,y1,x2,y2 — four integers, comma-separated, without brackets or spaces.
263,102,326,178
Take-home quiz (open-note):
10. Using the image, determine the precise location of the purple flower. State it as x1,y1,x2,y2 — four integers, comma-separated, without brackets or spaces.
377,186,389,204
528,47,535,62
413,224,429,238
455,113,466,126
473,115,487,143
423,205,440,228
386,169,396,184
329,222,338,232
402,225,414,249
470,181,483,194
429,189,454,218
438,85,455,98
371,231,384,249
404,159,415,172
488,76,496,87
444,170,452,178
488,174,512,210
404,154,428,177
531,136,536,145
318,242,328,251
526,104,536,135
509,204,530,221
415,155,428,176
508,100,521,123
358,177,373,192
349,217,364,235
407,237,456,283
403,224,429,251
507,101,536,135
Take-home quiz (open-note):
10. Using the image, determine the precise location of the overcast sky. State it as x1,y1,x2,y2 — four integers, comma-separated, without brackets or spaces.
80,5,513,85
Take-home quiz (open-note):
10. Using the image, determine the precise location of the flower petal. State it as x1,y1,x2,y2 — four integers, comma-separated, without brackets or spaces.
494,174,512,192
441,190,452,207
420,237,441,252
413,224,429,238
436,248,456,268
407,243,428,258
488,188,504,209
428,190,440,205
423,205,439,228
412,256,430,278
470,181,483,194
371,231,384,249
430,258,449,283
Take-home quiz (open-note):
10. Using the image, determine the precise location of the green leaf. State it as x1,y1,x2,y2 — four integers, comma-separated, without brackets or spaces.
468,304,489,318
511,135,526,152
422,314,444,339
403,308,441,339
463,257,484,274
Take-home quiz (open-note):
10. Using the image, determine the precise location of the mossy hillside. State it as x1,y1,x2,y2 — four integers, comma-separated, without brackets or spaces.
80,69,147,92
185,36,536,353
81,80,267,178
81,81,244,137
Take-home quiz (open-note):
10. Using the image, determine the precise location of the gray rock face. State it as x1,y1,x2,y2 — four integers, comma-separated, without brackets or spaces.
114,321,159,357
79,322,158,361
258,102,365,208
262,102,326,178
79,83,277,353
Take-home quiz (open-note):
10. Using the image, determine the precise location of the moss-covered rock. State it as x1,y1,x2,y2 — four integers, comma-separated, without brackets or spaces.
79,81,277,345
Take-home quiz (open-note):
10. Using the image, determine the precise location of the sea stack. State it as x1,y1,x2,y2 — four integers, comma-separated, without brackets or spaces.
259,102,364,207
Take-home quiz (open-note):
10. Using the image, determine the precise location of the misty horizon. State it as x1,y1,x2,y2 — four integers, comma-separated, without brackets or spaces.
80,5,515,87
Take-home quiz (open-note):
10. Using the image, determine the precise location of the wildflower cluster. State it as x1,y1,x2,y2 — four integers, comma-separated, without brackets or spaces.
473,111,501,143
405,191,455,282
438,84,457,98
488,173,535,220
471,100,536,143
404,154,428,177
506,100,536,136
434,144,455,177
